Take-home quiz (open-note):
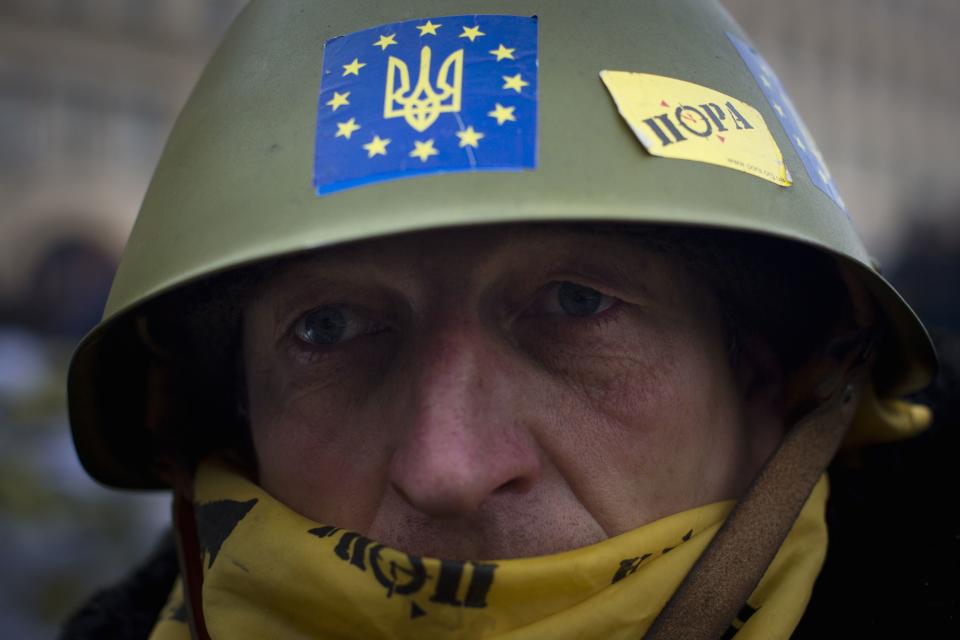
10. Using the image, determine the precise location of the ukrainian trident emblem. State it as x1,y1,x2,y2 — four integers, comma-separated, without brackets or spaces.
314,15,538,195
384,46,464,132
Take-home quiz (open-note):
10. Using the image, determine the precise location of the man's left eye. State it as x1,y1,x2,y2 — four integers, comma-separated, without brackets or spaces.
541,282,618,317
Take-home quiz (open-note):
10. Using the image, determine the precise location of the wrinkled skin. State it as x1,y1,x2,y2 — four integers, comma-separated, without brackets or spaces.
243,226,785,560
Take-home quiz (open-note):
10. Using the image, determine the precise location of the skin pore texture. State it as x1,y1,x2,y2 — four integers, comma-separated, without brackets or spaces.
242,226,786,560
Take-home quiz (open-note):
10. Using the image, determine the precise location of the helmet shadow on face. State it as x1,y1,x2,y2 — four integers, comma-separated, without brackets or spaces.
136,223,851,491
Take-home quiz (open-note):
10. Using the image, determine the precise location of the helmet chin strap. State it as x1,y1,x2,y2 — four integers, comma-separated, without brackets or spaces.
139,357,211,640
646,323,876,640
173,484,213,640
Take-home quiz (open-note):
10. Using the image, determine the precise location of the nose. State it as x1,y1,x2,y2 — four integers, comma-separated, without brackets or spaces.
387,322,541,518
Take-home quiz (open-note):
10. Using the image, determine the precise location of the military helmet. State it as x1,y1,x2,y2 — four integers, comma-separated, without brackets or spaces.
68,0,936,489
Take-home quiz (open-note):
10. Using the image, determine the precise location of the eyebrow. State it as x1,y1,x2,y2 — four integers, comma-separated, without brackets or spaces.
258,225,669,325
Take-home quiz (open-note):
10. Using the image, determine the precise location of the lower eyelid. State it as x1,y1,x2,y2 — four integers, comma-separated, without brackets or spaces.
596,295,617,312
348,318,389,340
539,282,620,316
522,299,624,328
285,327,384,366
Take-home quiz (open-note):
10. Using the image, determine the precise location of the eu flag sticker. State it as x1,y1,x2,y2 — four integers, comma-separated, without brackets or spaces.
727,32,846,212
314,15,538,195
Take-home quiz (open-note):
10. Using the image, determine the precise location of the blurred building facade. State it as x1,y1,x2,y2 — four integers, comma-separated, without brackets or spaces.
0,0,245,323
0,2,246,637
725,0,960,261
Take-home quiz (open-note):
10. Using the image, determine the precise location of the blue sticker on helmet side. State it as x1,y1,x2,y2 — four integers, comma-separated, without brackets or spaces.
314,15,538,195
727,32,846,212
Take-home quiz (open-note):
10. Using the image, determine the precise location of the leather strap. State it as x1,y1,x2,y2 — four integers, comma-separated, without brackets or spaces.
645,331,874,640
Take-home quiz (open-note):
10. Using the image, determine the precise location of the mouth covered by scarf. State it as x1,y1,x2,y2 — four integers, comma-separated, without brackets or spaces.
149,459,828,640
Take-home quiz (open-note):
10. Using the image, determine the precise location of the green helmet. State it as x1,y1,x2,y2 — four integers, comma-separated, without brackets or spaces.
68,0,936,489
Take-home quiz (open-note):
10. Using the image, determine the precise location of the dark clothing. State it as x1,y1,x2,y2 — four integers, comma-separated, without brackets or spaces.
59,532,179,640
796,334,960,639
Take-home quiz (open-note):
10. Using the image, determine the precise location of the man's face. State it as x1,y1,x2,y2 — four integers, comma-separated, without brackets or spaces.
243,226,782,560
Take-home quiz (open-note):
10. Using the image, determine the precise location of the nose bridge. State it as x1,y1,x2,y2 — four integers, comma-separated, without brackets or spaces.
388,317,540,516
415,320,487,424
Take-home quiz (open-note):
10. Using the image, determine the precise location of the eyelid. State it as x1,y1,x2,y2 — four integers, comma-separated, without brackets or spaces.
278,303,362,349
527,280,621,317
269,279,405,345
543,273,629,300
294,304,396,350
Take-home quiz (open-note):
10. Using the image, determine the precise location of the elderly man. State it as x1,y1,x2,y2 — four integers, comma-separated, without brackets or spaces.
63,1,936,639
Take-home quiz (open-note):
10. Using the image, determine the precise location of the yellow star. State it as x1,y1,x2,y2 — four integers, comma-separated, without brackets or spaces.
502,73,529,93
489,44,515,61
409,139,439,162
362,135,391,158
335,117,360,139
487,103,516,125
325,91,350,111
455,126,485,148
416,20,441,36
372,34,397,50
342,58,366,76
459,25,485,42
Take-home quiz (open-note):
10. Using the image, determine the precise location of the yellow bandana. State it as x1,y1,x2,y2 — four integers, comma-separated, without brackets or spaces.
150,461,828,639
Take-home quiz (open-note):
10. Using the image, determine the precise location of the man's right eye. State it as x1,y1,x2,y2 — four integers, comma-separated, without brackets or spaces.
294,306,381,346
536,281,619,318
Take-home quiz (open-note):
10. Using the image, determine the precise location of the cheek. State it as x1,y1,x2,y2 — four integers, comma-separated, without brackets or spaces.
529,314,743,525
523,310,689,431
538,325,690,462
245,347,395,529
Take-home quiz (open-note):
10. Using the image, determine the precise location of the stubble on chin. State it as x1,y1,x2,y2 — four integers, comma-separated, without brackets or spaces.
367,505,607,561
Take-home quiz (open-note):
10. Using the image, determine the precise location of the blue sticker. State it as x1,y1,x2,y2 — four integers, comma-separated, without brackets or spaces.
727,32,845,211
314,15,538,195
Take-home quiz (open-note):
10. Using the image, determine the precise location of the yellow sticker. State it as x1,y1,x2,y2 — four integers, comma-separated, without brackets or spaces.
599,70,791,187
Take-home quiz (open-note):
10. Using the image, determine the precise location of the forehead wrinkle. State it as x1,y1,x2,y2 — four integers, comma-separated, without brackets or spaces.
267,228,507,304
258,224,675,318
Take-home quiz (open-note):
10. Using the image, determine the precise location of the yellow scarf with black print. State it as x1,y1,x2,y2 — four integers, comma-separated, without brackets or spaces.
150,459,828,639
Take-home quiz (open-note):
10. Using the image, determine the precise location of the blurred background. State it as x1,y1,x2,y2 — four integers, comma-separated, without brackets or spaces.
0,0,957,637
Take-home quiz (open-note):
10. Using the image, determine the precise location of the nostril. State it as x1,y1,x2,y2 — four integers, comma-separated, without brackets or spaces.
390,481,413,507
494,476,534,495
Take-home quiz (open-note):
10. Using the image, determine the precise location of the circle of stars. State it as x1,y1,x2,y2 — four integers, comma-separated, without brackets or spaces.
324,18,533,167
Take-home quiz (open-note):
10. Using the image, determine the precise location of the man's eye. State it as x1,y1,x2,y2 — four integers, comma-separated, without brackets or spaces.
544,282,618,317
294,306,379,346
